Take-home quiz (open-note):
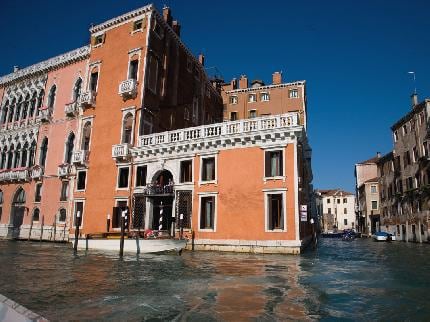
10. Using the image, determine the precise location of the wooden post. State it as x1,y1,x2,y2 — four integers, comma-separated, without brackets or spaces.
73,211,81,253
28,213,34,241
119,210,125,257
52,213,57,242
180,213,184,239
171,212,176,237
39,215,44,242
107,213,111,233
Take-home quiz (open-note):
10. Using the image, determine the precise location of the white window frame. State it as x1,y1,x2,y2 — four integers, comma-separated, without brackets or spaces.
134,164,147,188
72,199,85,228
131,18,144,34
127,56,140,82
248,93,257,103
178,158,194,184
120,107,136,145
117,165,131,190
199,153,218,185
197,192,218,232
112,198,129,231
76,170,87,192
393,130,398,142
229,95,238,105
371,200,378,210
32,207,40,223
260,92,270,102
263,146,286,182
79,116,94,151
370,185,377,194
92,33,105,48
57,208,68,224
289,89,298,98
87,62,101,93
230,111,238,121
34,183,42,203
263,189,287,232
248,109,257,118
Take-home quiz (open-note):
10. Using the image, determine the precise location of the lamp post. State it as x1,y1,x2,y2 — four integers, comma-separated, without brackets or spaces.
73,211,81,253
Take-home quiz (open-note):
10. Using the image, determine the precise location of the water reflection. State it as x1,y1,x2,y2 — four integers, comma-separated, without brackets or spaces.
1,239,430,321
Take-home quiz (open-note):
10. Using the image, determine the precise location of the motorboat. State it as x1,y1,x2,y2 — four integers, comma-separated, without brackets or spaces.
372,231,395,242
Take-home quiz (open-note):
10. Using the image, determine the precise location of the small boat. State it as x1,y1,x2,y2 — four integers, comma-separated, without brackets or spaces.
372,231,395,242
321,232,343,238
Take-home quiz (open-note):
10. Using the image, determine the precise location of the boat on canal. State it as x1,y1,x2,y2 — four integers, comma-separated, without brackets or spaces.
372,231,396,242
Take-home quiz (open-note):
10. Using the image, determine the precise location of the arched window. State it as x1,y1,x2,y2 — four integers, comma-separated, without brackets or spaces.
65,132,75,164
8,98,15,123
1,100,9,124
73,78,82,102
14,143,21,168
14,96,23,121
37,90,44,110
21,142,28,167
22,94,30,119
29,141,36,167
81,122,91,151
7,144,14,169
32,208,40,222
29,92,37,117
58,208,67,222
13,187,26,203
122,113,133,144
47,85,56,109
0,190,3,204
39,138,48,167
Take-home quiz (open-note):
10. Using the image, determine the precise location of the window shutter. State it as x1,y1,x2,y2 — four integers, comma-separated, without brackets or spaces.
265,151,270,177
268,195,273,230
279,151,283,176
279,197,284,230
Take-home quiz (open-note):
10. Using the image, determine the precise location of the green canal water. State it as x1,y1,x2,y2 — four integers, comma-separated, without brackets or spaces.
0,238,429,321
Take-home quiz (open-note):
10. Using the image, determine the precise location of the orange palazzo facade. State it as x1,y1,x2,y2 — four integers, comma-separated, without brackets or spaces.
0,4,313,253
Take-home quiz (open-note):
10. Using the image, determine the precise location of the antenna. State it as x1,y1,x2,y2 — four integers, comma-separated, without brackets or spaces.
408,71,416,94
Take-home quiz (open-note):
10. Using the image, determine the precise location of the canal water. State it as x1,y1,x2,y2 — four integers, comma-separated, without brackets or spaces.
0,238,429,321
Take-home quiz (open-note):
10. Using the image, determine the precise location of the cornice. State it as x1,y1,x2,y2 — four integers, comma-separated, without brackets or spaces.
225,81,306,94
0,46,90,86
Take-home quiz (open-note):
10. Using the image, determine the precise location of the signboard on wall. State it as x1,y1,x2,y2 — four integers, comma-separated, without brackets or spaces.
300,205,308,222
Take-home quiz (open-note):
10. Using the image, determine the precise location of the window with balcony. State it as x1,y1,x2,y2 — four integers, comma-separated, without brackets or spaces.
0,100,8,124
118,167,130,189
35,183,42,202
89,71,99,92
14,96,22,122
249,110,257,118
77,171,87,191
29,92,37,118
135,165,147,187
230,112,238,121
180,160,193,183
29,141,36,167
248,93,257,103
73,201,84,227
81,122,92,151
229,96,238,105
65,132,75,164
201,157,215,182
14,144,21,168
265,150,283,178
48,85,56,109
128,59,139,80
22,94,29,120
267,193,284,230
8,98,15,123
59,208,67,222
39,138,48,168
289,89,298,98
60,181,69,201
32,208,40,222
73,78,82,102
122,113,133,144
199,195,215,230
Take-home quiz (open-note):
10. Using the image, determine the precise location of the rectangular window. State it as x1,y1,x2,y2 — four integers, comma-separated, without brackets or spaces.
423,142,429,158
200,196,215,229
402,124,408,135
328,208,331,214
201,157,215,182
229,96,238,104
289,89,298,98
394,131,398,142
148,55,158,93
230,112,238,121
136,166,147,187
337,199,340,204
133,19,143,31
180,160,193,183
343,198,347,203
73,201,84,227
407,177,413,190
129,60,139,80
35,184,42,202
248,110,257,118
265,150,283,178
77,171,86,191
371,200,378,210
344,219,348,225
93,34,104,46
268,194,284,230
90,72,99,92
248,93,256,103
327,199,331,204
370,185,377,193
413,146,418,162
60,181,69,201
118,167,130,188
344,208,347,214
260,92,270,101
112,201,128,229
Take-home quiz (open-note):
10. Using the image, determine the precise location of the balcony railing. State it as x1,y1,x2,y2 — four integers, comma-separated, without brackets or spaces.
58,164,72,177
138,113,300,147
65,102,78,116
30,166,44,180
0,168,30,182
143,183,174,196
118,79,137,98
78,91,96,108
38,107,51,122
112,143,131,159
72,150,89,165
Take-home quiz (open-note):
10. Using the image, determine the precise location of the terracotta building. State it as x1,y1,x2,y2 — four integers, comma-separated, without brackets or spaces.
0,4,314,253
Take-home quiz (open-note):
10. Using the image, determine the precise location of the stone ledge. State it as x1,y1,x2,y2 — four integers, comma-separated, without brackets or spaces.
0,293,48,321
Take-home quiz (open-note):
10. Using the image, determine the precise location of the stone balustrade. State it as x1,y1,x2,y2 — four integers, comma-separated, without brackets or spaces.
138,113,300,148
112,143,131,159
58,164,72,177
0,168,30,182
78,91,96,108
118,79,137,97
65,102,78,116
30,166,44,180
72,150,89,165
38,107,51,122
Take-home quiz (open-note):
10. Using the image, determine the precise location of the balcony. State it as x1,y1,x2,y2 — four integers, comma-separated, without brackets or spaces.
65,102,78,117
58,164,72,177
72,150,89,165
118,79,137,98
78,91,96,109
112,143,131,160
30,166,44,180
38,107,51,122
0,168,30,182
143,183,174,196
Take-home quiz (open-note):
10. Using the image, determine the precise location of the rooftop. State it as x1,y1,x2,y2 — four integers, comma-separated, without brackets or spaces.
316,189,354,197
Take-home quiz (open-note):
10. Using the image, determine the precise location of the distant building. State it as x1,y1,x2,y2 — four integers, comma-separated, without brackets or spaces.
354,154,381,234
315,189,355,232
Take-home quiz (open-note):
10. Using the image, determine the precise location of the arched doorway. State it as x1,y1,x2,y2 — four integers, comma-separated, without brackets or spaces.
148,170,174,232
10,187,26,238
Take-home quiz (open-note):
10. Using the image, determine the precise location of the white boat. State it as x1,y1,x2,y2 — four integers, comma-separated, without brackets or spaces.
75,237,187,254
372,231,395,241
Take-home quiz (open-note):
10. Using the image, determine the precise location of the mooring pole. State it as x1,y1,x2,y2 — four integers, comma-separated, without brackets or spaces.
179,213,184,240
119,210,125,257
107,213,111,233
73,211,81,253
171,212,176,237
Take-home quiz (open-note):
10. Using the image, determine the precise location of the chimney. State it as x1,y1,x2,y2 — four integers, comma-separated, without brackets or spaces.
377,152,381,158
13,66,19,73
272,71,282,85
231,78,237,90
198,54,205,66
411,93,418,107
162,6,173,26
172,20,181,37
239,75,248,89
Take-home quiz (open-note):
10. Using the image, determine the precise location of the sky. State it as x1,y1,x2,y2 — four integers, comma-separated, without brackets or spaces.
1,0,430,192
